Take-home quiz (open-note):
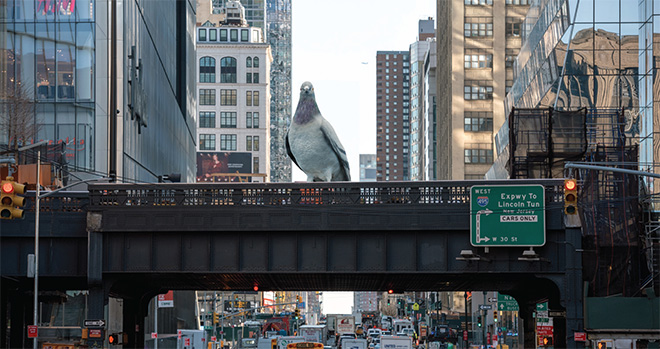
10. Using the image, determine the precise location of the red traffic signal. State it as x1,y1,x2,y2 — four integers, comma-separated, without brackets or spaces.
564,179,578,215
108,333,119,345
1,177,26,220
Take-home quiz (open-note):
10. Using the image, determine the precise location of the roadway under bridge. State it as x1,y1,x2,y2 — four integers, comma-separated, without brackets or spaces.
1,179,583,348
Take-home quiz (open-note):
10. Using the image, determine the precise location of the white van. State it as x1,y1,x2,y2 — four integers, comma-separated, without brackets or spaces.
391,320,413,335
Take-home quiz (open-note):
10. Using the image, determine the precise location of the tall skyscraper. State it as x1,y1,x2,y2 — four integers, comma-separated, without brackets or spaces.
436,0,530,180
266,0,292,182
1,0,197,184
376,51,410,181
203,0,292,183
410,18,435,181
196,0,272,182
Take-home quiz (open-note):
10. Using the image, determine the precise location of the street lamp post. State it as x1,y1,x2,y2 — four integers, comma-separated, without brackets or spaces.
18,140,110,349
18,140,48,349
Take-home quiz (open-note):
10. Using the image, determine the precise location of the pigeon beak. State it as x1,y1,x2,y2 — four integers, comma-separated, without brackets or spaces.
303,86,310,94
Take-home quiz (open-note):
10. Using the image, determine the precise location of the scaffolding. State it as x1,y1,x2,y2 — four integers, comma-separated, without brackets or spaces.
506,107,655,296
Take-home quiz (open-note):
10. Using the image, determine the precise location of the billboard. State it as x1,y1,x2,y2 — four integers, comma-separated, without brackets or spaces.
197,152,252,182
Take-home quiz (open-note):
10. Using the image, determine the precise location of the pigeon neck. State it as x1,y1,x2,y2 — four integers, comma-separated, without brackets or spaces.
294,98,320,124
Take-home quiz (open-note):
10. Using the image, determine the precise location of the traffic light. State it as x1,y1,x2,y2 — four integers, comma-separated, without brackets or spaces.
597,341,608,349
477,316,482,327
387,298,391,305
296,295,302,303
1,177,26,220
213,312,219,324
564,179,578,215
538,335,553,347
294,308,301,319
108,333,120,345
493,311,498,323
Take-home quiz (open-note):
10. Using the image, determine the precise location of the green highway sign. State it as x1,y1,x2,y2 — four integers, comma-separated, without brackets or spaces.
497,293,519,311
470,185,546,246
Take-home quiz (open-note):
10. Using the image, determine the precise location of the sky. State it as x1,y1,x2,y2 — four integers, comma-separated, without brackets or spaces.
290,0,437,181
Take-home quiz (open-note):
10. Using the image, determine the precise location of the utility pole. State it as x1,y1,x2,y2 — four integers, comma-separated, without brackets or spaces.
464,292,468,349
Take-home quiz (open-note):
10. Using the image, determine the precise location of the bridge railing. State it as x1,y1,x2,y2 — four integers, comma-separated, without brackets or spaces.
88,180,564,208
21,191,90,212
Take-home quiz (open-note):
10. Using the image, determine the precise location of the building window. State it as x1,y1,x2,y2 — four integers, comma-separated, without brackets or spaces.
246,57,252,68
464,111,493,132
230,29,238,42
506,0,530,4
464,17,493,37
221,134,237,151
200,89,216,105
221,112,237,128
505,49,519,68
221,57,237,83
506,18,522,37
465,0,492,4
199,134,215,150
220,29,228,41
209,29,217,41
464,81,493,100
252,112,259,128
246,136,253,151
253,136,259,151
241,29,249,41
199,56,216,83
252,91,259,106
253,157,259,173
199,111,216,128
464,49,493,69
246,72,252,83
253,57,259,67
246,112,253,128
198,28,206,41
221,89,237,106
253,73,259,83
465,144,493,164
246,91,252,106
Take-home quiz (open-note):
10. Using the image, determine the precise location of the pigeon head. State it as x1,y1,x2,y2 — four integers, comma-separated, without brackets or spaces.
300,81,315,98
293,81,320,124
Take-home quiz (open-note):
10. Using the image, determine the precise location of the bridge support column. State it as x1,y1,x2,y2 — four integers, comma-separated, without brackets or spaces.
562,227,584,348
122,297,144,348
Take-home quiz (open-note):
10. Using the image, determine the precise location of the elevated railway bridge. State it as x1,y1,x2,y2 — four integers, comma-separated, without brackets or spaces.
1,179,583,347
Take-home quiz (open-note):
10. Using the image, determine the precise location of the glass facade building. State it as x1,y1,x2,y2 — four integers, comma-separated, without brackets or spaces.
1,0,197,183
638,0,660,199
489,0,647,179
2,0,96,170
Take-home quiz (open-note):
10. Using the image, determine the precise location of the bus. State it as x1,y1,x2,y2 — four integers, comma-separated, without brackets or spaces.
286,342,324,349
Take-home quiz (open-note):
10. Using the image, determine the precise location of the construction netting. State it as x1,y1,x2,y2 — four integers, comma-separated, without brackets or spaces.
507,107,652,297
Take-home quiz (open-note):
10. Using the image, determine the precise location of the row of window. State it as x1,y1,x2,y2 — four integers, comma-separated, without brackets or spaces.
198,28,251,43
199,89,260,106
464,17,522,38
199,111,260,129
464,81,493,100
465,50,493,69
465,148,494,164
199,134,260,151
464,111,494,132
199,56,260,83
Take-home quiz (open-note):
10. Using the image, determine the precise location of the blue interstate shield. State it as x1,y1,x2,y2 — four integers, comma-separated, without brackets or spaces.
477,196,489,207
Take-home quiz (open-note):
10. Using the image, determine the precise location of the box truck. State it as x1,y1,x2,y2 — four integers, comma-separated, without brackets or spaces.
380,335,412,349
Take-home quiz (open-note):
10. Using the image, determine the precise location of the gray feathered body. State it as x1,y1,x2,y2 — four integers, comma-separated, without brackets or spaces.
286,82,351,182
